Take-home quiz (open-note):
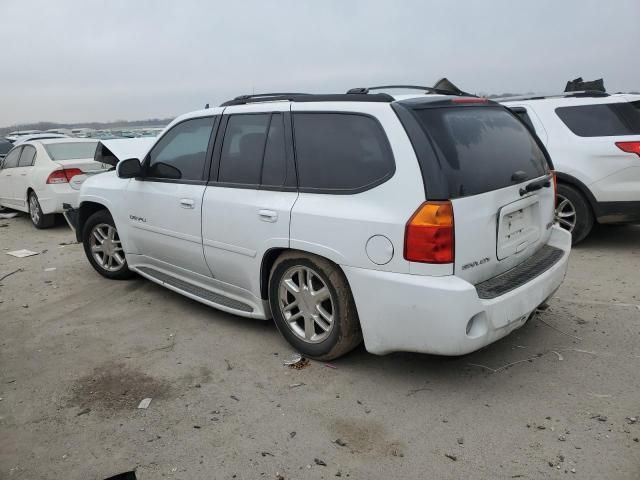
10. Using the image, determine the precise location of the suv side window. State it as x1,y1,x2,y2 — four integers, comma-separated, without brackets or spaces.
556,103,640,137
218,114,270,185
18,145,36,167
2,147,22,169
147,116,215,181
292,113,395,193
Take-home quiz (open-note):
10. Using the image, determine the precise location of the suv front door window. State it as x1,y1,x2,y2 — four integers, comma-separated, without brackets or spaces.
125,116,217,277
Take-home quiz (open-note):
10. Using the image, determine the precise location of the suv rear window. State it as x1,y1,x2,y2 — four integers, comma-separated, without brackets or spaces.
555,103,640,137
292,113,394,193
412,106,548,198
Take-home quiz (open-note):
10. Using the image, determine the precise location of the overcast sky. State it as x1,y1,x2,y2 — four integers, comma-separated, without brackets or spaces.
1,0,638,126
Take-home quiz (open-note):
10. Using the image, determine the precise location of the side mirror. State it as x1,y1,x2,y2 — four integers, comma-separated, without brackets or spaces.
117,158,143,178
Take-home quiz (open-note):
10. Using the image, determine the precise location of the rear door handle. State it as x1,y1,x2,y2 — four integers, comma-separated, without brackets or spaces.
258,209,278,222
180,198,195,209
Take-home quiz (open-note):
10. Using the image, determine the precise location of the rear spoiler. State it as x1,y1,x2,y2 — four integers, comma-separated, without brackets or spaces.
94,137,157,167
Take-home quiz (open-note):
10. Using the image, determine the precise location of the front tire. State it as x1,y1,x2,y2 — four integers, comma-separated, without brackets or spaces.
556,183,593,245
269,252,362,361
82,210,134,280
28,192,55,229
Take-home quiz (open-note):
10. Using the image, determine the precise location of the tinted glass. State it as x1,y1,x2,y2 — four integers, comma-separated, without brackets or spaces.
0,139,12,156
293,113,394,192
18,145,36,167
413,106,548,197
148,116,215,181
45,142,98,161
261,113,288,186
2,147,21,168
556,103,640,137
218,114,269,185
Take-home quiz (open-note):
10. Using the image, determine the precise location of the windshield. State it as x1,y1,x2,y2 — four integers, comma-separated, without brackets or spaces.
44,142,98,161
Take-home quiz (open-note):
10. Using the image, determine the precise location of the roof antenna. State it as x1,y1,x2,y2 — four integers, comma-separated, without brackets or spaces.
204,103,210,109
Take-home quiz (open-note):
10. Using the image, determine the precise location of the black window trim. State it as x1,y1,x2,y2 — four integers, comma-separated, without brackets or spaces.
137,115,220,185
208,111,298,192
291,110,396,195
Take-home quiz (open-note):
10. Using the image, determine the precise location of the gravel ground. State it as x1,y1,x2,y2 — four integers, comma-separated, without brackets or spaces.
1,212,639,479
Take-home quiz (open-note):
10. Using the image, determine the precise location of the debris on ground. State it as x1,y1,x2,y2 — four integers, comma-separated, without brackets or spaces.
325,363,337,369
230,395,240,401
6,249,39,258
283,353,310,369
444,453,457,461
289,431,296,438
261,451,273,457
457,437,464,445
76,408,91,416
44,267,57,272
0,268,24,282
225,359,233,370
137,398,152,409
591,414,608,422
289,383,305,389
626,417,637,424
314,458,327,466
333,438,347,447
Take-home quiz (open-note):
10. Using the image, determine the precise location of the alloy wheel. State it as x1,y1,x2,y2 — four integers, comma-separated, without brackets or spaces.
555,193,577,232
278,266,335,343
89,223,125,272
29,194,41,225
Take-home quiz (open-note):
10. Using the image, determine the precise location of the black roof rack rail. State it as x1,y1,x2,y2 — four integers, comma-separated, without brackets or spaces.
493,90,610,102
347,85,476,97
220,92,394,106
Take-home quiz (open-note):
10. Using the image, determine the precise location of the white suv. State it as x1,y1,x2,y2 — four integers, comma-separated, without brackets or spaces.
500,92,640,243
67,88,571,360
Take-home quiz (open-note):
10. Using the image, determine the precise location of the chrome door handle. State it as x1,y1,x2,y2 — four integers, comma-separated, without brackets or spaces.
180,198,195,209
258,209,278,222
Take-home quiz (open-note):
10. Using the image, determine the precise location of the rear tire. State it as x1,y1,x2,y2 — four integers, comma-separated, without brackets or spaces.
82,210,135,280
28,192,55,229
556,183,593,245
269,252,362,361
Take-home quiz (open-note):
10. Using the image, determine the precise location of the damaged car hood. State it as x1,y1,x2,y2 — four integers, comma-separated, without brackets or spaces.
94,137,157,166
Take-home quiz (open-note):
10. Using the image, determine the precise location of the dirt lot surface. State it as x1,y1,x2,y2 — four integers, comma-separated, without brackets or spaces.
1,213,639,479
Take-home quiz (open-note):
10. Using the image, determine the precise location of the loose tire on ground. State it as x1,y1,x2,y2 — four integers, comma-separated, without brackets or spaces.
269,251,362,361
82,209,135,280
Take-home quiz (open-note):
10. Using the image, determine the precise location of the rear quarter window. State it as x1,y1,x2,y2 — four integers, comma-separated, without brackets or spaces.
555,103,640,137
292,113,395,193
412,106,549,198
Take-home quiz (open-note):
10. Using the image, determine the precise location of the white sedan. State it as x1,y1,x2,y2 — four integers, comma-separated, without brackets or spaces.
0,138,108,228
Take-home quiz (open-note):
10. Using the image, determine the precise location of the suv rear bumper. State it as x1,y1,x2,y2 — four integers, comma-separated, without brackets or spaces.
343,226,571,356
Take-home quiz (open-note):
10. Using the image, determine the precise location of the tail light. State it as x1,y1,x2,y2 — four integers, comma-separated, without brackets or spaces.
615,141,640,157
404,201,454,263
46,168,83,184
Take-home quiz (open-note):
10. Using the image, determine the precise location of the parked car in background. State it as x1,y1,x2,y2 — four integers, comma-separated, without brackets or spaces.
67,88,571,360
5,130,42,142
13,133,68,145
0,138,13,159
500,92,640,243
0,138,106,228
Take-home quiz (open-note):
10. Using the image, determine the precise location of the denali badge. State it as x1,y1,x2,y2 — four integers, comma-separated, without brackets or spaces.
462,257,490,270
129,215,147,223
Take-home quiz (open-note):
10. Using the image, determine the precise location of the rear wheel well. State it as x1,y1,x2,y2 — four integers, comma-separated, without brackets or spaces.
555,173,596,217
78,202,109,240
260,248,287,300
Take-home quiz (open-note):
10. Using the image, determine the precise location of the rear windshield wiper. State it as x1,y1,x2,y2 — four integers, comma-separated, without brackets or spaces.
519,175,551,196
